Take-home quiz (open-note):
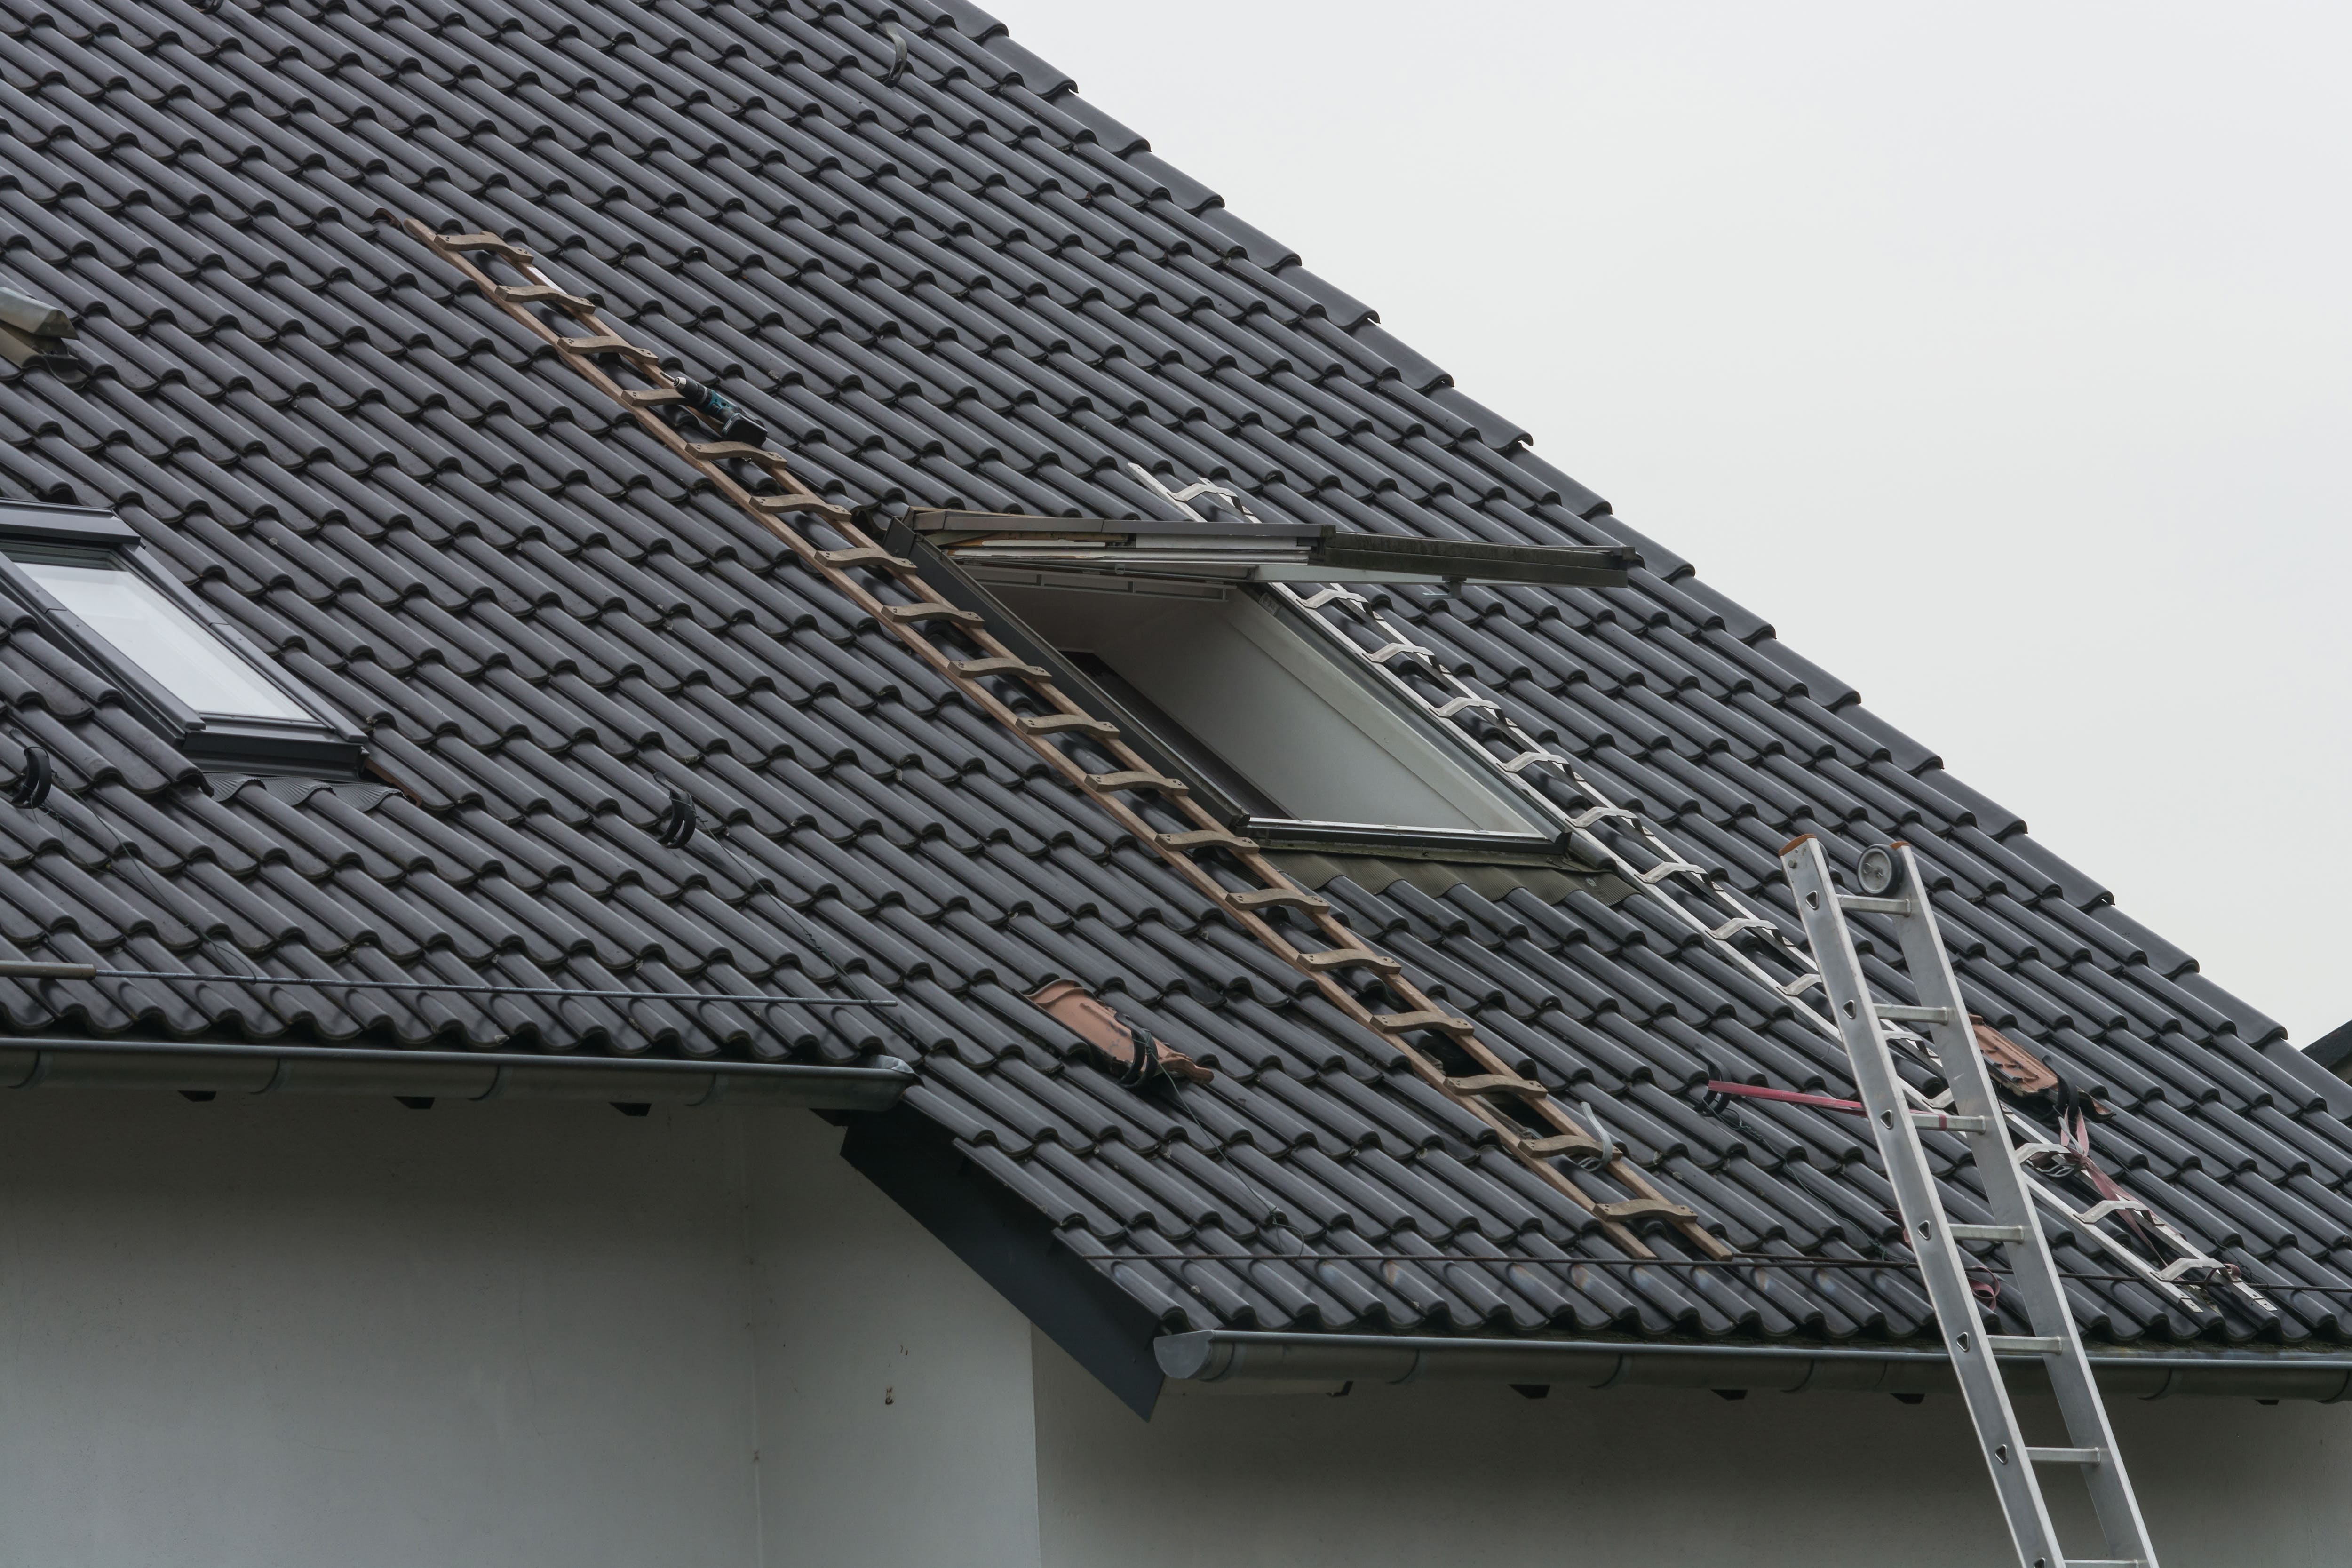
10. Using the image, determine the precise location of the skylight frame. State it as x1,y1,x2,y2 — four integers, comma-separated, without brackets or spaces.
901,528,1590,866
0,501,366,775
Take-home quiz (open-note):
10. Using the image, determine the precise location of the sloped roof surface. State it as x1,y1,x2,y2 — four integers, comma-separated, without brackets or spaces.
2,0,2349,1353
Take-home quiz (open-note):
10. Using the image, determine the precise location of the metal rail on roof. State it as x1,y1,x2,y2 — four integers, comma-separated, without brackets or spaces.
1272,577,2273,1323
399,216,1732,1273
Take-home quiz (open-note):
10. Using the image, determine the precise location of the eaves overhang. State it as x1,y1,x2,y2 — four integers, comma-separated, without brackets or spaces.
0,1034,915,1112
1156,1329,2352,1402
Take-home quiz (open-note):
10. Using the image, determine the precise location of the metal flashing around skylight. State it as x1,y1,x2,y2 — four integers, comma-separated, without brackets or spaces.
905,509,1638,589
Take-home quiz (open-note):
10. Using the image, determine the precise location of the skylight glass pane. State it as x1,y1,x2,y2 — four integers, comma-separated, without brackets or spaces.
19,560,310,722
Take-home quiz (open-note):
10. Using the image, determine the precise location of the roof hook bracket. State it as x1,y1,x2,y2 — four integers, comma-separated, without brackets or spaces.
10,746,52,811
655,788,698,849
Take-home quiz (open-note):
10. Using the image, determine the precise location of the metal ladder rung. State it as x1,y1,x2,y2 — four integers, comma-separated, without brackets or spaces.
2026,1446,2104,1466
1876,1003,1954,1023
1949,1223,2031,1243
1987,1334,2067,1355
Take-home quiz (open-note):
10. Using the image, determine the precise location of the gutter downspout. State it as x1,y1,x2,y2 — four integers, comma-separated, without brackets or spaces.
1156,1329,2352,1403
0,1036,915,1111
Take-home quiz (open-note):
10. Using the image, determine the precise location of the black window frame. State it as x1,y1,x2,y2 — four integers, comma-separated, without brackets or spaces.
0,501,366,775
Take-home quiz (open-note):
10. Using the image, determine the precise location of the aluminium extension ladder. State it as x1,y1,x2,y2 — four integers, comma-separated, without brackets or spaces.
1781,835,2155,1568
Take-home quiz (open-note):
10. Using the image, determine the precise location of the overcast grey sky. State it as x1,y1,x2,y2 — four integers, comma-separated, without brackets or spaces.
1000,0,2352,1047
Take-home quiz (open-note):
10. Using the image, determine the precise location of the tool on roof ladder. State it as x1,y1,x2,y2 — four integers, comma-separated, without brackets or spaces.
401,217,1725,1268
1784,836,2156,1568
667,378,768,449
1276,576,2272,1322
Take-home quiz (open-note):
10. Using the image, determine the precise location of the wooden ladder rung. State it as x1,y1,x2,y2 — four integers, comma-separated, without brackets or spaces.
1225,886,1327,913
882,603,985,628
493,283,596,312
1086,768,1186,794
437,231,532,263
1446,1073,1549,1101
1517,1130,1606,1159
1370,1009,1475,1036
620,387,683,406
1592,1197,1698,1223
556,334,660,366
819,547,917,573
1020,712,1121,739
1154,828,1258,852
1296,947,1401,975
689,440,788,463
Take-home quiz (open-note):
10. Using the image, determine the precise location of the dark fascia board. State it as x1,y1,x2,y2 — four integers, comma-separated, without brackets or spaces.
0,1033,915,1109
840,1102,1169,1419
906,509,1637,589
2306,1019,2352,1075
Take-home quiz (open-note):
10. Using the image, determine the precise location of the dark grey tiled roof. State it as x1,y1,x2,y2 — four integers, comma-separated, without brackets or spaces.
3,0,2349,1354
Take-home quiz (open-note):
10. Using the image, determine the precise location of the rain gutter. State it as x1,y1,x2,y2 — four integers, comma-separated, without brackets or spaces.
0,1035,914,1111
1156,1329,2352,1402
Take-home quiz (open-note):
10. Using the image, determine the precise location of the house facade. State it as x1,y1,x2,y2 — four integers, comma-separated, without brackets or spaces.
1,0,2348,1563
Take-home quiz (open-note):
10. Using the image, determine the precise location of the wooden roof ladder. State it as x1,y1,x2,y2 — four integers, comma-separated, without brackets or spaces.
401,218,1727,1269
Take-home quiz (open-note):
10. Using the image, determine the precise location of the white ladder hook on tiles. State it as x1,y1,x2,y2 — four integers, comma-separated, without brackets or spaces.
1780,836,2157,1568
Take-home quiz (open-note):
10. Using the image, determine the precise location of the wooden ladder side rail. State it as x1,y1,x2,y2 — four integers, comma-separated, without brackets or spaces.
403,220,1729,1266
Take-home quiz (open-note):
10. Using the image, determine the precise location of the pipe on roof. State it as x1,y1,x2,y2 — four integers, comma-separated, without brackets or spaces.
1156,1330,2352,1402
0,1036,914,1111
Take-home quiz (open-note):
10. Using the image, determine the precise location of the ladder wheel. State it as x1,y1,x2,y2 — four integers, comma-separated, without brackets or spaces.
1857,844,1903,897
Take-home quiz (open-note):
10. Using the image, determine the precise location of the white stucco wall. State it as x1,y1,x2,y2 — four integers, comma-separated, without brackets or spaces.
7,1089,2344,1568
0,1093,1037,1568
1033,1329,2352,1568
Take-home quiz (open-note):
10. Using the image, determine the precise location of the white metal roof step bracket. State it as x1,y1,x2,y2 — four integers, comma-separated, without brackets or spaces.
1781,836,2160,1568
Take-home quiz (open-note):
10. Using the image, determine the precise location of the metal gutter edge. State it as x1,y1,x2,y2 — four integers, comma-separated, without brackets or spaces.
1154,1330,2352,1402
0,1036,915,1111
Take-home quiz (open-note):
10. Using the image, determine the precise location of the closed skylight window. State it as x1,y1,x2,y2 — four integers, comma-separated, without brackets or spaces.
0,502,364,774
13,555,311,722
